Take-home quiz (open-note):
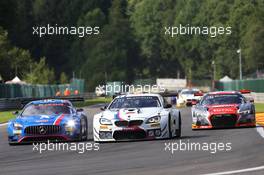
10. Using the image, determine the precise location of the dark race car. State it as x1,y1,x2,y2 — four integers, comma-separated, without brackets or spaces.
192,90,256,129
7,99,88,145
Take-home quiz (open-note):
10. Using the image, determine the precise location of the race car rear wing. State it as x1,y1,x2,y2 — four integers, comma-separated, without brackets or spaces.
239,89,251,94
194,92,204,96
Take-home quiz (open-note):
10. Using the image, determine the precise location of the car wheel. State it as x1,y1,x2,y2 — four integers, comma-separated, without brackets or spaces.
168,115,172,138
82,117,88,141
9,142,18,146
175,114,181,138
80,117,88,141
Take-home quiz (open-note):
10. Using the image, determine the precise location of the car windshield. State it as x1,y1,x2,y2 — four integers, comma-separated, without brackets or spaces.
109,96,161,109
22,104,71,116
201,94,244,105
181,90,198,95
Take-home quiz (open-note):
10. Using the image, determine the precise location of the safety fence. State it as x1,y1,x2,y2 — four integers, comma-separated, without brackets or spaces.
0,78,85,98
215,79,264,93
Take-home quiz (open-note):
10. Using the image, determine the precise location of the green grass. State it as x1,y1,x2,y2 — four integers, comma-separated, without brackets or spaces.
74,97,112,108
256,103,264,113
0,111,16,123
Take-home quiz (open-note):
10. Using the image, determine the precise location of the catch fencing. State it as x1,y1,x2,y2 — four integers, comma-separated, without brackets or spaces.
0,78,85,98
215,79,264,93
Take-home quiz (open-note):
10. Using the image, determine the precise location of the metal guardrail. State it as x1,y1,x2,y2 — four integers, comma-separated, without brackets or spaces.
0,96,84,111
0,98,22,111
251,92,264,103
245,93,264,103
83,92,97,99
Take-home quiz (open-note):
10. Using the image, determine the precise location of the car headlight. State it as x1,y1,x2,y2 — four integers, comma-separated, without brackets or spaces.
239,110,251,114
66,120,76,127
13,123,23,130
146,116,161,124
100,118,112,125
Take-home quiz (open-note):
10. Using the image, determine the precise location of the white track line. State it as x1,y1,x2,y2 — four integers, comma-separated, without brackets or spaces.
203,165,264,175
203,125,264,175
256,124,264,138
0,123,7,127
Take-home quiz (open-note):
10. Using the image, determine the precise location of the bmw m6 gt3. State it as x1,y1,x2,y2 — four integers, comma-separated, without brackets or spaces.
93,94,181,142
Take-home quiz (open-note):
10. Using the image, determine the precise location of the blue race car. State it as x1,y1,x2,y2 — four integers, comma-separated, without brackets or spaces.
7,99,88,145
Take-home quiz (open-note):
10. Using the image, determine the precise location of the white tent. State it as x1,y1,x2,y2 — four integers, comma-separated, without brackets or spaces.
5,76,26,84
219,75,233,82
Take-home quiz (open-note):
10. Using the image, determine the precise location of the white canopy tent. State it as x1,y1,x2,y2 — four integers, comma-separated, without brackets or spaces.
219,75,233,82
5,76,26,84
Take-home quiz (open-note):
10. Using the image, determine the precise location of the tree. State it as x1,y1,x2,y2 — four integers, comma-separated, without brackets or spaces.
0,27,33,80
60,72,68,84
25,57,55,84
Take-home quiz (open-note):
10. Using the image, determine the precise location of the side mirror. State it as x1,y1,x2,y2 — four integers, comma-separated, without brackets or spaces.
12,111,19,115
76,108,84,112
100,106,107,111
192,99,198,106
164,104,172,108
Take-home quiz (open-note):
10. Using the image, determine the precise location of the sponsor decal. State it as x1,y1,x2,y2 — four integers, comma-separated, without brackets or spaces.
36,120,49,123
53,114,65,125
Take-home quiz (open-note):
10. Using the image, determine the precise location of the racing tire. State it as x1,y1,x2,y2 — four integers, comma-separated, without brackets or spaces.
8,142,18,146
168,115,173,138
79,117,88,141
175,114,181,138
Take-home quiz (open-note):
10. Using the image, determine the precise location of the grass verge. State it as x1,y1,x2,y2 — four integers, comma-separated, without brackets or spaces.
74,97,112,108
256,103,264,113
0,111,16,123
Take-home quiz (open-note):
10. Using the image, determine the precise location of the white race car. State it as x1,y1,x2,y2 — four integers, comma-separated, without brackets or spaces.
177,88,202,107
93,93,181,142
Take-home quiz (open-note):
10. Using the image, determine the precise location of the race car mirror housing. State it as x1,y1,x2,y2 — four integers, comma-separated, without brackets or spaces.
164,104,172,108
248,98,254,103
12,111,19,115
77,108,84,112
100,105,107,111
191,99,199,105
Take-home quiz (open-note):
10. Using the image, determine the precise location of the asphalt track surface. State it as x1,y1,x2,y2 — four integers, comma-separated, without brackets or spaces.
1,105,264,175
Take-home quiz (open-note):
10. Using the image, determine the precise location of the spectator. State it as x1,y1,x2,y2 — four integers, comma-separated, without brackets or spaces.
64,88,71,96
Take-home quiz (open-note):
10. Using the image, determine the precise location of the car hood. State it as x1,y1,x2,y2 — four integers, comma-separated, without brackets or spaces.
181,94,194,99
101,108,163,121
14,114,72,126
206,104,239,114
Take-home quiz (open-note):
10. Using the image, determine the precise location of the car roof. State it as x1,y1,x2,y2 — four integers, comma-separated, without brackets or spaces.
208,91,239,95
28,99,72,105
116,93,161,98
181,88,199,92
